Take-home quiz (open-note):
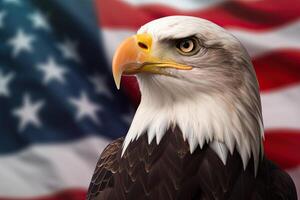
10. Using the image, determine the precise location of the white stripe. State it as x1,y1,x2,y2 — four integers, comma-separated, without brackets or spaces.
287,166,300,198
230,20,300,57
0,135,109,197
101,19,300,61
120,0,225,10
261,84,300,130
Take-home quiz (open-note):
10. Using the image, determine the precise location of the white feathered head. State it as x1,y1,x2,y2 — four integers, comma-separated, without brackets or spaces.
112,16,264,173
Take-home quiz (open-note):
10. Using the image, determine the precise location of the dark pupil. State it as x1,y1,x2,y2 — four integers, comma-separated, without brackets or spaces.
183,41,190,49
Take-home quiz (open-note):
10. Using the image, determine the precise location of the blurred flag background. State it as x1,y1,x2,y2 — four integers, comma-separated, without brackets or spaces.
0,0,299,199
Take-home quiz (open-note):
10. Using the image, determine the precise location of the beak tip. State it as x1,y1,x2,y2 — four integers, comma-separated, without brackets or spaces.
113,73,121,90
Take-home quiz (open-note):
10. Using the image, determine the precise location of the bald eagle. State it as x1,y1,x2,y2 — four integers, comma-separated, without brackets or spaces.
87,16,297,200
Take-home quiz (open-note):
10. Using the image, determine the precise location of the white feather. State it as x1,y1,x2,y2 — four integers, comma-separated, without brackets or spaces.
210,141,229,165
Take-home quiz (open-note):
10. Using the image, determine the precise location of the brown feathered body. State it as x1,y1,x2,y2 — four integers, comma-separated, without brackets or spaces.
87,127,297,200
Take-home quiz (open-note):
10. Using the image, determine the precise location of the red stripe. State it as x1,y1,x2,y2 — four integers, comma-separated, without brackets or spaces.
254,50,300,91
264,130,300,169
0,189,86,200
96,0,300,30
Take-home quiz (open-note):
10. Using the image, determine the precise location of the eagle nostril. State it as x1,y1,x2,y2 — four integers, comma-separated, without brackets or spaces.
138,42,148,50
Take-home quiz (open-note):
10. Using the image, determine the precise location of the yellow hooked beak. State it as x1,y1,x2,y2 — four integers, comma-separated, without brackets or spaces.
112,33,192,89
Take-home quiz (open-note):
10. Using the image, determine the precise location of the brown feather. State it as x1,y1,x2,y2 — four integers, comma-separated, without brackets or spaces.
87,127,297,200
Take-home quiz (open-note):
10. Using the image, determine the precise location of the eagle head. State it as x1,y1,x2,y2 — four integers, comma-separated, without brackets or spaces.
112,16,264,173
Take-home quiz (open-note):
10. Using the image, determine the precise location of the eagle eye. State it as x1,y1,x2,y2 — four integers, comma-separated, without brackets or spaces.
176,37,199,55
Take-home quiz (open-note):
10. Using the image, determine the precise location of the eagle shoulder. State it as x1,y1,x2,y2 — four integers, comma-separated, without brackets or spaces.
254,158,298,200
87,137,124,200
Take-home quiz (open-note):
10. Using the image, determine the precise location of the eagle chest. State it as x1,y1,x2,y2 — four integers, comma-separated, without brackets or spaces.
109,129,250,200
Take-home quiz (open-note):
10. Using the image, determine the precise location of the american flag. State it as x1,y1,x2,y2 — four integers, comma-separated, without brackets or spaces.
0,0,299,199
0,0,132,199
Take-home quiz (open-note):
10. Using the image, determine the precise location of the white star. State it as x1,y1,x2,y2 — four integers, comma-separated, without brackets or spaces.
0,70,14,97
3,0,21,5
37,57,68,84
0,11,7,29
13,94,44,132
7,29,35,57
57,38,80,62
28,11,50,31
69,91,101,123
89,74,112,98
